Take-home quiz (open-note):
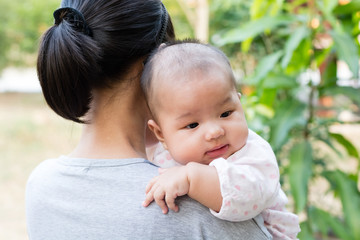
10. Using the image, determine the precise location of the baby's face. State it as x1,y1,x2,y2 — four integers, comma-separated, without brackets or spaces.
153,66,248,165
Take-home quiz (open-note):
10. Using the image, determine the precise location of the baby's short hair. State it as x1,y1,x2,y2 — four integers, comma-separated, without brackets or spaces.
141,39,235,114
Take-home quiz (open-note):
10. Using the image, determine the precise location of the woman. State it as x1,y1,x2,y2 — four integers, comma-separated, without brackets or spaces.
26,0,271,239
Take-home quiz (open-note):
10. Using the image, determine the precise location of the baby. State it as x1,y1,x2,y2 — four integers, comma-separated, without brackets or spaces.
141,40,300,240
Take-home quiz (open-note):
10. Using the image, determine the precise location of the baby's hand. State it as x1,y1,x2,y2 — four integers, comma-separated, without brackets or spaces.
142,166,190,214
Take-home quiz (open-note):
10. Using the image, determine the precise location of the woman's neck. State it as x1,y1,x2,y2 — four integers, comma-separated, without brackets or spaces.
69,64,149,159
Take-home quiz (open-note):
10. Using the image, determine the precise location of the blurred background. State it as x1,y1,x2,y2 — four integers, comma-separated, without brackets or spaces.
0,0,359,239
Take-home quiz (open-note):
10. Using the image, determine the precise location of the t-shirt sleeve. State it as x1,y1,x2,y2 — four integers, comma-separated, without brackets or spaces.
209,130,282,222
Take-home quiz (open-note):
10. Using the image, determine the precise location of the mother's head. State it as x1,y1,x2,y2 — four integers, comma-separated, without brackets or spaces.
37,0,175,123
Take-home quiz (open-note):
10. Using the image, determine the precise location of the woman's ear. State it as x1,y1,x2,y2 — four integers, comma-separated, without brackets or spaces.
147,119,167,149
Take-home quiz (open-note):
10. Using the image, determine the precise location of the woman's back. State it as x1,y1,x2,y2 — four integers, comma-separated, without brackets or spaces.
26,156,271,240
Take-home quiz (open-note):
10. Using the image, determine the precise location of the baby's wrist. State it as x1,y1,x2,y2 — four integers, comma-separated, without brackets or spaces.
185,162,201,196
185,162,198,179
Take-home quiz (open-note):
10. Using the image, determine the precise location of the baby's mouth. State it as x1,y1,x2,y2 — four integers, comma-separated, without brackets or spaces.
205,144,229,159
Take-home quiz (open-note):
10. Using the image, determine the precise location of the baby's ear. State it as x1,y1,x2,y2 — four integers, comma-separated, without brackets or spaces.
237,92,242,99
148,119,166,145
159,43,167,49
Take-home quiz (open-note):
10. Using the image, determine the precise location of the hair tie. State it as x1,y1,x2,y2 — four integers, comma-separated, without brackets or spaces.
53,7,93,37
157,3,169,44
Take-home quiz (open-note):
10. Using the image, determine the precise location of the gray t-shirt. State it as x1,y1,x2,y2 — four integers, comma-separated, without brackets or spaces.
26,156,272,240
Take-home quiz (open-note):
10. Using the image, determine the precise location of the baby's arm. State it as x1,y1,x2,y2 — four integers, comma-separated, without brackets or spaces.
143,131,280,219
143,162,222,214
208,130,282,221
209,156,280,221
144,132,281,222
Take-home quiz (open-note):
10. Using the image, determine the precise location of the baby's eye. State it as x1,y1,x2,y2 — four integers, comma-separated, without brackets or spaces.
186,122,199,129
221,111,232,118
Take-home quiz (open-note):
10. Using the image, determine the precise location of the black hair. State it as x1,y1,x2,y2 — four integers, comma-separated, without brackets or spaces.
37,0,175,123
141,39,234,108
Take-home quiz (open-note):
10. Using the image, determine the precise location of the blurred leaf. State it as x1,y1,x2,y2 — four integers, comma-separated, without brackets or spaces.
259,88,277,107
320,54,337,88
281,25,309,69
285,37,312,73
309,207,353,240
270,0,284,16
261,74,298,89
289,140,312,213
213,15,296,46
330,30,359,78
320,86,360,106
285,0,308,12
323,170,360,239
269,100,306,150
250,0,267,19
314,133,342,157
251,51,283,84
308,207,333,237
322,0,339,14
315,46,332,68
297,221,315,240
250,0,283,19
253,104,274,118
329,133,359,159
241,38,253,53
333,0,360,15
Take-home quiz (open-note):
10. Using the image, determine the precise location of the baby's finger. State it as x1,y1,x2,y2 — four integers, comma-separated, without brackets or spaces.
142,191,155,207
145,176,158,194
153,188,168,214
165,194,179,213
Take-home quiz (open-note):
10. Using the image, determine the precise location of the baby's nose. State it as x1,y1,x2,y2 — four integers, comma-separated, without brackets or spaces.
205,125,224,141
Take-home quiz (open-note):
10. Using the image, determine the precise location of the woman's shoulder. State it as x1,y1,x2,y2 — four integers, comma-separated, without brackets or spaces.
27,157,62,183
26,157,66,210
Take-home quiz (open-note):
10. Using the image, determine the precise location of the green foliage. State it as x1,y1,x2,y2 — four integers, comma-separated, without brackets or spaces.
0,0,62,71
288,140,312,213
331,30,359,77
213,15,296,47
269,100,307,150
163,0,194,40
1,1,359,238
324,171,360,239
0,0,12,70
211,0,360,239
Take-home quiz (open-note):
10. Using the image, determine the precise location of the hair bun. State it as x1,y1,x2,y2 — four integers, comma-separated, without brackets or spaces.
53,7,92,37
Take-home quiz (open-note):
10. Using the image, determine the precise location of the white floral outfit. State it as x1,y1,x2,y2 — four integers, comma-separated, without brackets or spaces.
150,129,301,240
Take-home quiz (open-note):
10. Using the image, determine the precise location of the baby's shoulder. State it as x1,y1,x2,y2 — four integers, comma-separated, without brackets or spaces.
230,129,276,161
246,129,273,150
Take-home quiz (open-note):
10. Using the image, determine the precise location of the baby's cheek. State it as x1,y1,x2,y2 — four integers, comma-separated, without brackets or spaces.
233,123,248,148
170,144,200,165
173,152,193,165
